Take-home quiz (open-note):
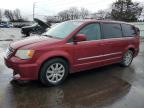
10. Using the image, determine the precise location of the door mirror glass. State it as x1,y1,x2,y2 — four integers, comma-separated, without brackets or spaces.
74,34,87,42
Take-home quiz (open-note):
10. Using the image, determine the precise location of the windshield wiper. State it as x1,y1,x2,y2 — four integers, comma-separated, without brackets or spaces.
42,34,53,38
42,34,62,39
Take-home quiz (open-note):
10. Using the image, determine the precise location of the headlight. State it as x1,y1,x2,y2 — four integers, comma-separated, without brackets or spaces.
15,50,35,59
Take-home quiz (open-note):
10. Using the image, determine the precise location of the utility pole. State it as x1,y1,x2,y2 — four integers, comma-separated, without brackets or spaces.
33,2,36,21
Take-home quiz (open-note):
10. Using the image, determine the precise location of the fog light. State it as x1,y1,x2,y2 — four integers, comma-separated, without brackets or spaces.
13,74,21,79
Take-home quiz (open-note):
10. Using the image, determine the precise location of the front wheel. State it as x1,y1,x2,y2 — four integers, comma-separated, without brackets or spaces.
120,50,134,67
40,58,69,86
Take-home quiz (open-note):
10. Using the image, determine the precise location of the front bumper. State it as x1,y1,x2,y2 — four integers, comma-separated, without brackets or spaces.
21,29,24,34
4,57,39,80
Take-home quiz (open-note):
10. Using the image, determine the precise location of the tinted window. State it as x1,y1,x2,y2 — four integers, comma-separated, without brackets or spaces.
122,24,136,37
101,23,122,39
77,23,101,41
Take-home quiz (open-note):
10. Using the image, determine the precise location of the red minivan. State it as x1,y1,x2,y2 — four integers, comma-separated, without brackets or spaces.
4,20,140,86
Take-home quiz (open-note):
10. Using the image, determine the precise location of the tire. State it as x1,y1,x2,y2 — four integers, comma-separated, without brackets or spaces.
40,58,69,86
120,50,134,67
26,32,30,36
10,79,29,86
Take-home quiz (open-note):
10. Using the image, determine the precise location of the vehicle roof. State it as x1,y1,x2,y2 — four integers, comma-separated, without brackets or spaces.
70,19,134,26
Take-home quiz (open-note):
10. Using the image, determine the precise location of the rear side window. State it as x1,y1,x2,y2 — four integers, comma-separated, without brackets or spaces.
121,24,136,37
101,23,122,39
77,23,101,41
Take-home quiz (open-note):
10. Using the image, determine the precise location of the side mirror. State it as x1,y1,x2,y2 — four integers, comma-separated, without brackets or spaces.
74,34,87,42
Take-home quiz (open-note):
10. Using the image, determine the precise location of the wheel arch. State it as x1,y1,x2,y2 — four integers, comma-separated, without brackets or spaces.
37,54,72,79
40,56,70,70
128,48,135,55
125,45,136,56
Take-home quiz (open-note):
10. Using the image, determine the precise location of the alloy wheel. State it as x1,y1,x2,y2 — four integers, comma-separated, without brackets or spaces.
46,63,65,84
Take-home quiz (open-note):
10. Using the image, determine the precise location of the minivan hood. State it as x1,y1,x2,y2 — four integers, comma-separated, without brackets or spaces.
11,36,61,49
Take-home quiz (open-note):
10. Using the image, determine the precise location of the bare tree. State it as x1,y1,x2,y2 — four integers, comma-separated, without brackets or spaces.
4,9,26,22
68,7,79,20
79,8,89,19
141,8,144,20
58,10,70,21
91,9,112,20
0,9,2,22
92,10,107,20
13,9,22,20
57,7,90,21
4,9,15,21
45,16,60,23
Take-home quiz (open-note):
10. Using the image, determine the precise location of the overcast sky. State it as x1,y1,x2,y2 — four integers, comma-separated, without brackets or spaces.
0,0,143,20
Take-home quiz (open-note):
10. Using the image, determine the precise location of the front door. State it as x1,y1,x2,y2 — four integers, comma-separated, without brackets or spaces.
73,23,104,71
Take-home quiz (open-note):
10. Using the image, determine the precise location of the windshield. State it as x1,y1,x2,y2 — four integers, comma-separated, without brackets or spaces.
43,21,83,39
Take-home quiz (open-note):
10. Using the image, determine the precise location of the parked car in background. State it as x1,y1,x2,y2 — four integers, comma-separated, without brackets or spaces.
21,18,51,37
0,22,13,28
5,20,140,86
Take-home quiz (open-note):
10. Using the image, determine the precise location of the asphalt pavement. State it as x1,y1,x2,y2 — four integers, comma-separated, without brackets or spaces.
0,28,144,108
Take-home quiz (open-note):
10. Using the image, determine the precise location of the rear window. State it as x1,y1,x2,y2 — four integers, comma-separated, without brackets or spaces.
101,23,122,39
121,24,136,37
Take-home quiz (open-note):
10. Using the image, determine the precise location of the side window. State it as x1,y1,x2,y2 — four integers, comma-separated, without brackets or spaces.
122,24,136,37
101,23,122,39
77,23,101,41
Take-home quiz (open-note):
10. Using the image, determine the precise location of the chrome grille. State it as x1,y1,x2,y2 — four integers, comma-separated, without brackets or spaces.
5,47,15,58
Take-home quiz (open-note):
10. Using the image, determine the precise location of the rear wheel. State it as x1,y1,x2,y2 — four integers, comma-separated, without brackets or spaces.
120,50,134,67
40,58,69,86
